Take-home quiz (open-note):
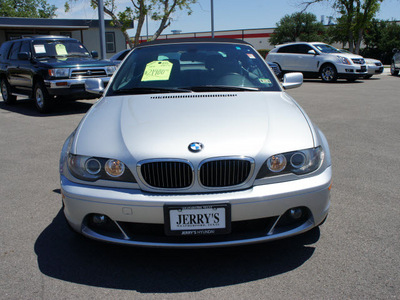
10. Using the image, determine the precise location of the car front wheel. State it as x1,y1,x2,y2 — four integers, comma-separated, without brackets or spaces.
34,81,52,113
320,64,338,83
391,63,399,76
0,78,17,104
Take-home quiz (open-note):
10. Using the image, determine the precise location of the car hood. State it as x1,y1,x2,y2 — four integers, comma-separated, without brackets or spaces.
36,57,115,68
73,92,315,164
326,52,364,60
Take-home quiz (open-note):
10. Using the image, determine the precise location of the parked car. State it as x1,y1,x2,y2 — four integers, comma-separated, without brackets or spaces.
267,61,282,78
266,42,367,82
391,48,400,76
364,58,384,78
339,49,383,79
0,35,117,112
60,38,332,248
109,48,131,65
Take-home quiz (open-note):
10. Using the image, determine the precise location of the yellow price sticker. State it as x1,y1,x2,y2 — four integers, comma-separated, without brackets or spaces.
55,44,68,56
141,61,173,81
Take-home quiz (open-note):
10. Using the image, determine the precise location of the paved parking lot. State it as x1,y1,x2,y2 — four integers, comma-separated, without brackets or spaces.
1,72,399,299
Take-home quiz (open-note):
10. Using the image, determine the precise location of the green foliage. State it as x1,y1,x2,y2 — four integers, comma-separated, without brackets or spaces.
0,0,56,18
306,0,383,53
65,1,197,46
150,0,196,21
269,12,326,45
362,19,400,64
257,49,270,58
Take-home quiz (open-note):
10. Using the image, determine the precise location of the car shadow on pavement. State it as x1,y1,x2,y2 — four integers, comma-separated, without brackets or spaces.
0,99,94,116
35,209,320,293
302,79,364,84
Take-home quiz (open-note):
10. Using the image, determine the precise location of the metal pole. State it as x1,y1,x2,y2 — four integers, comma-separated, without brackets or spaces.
211,0,214,38
146,12,149,41
98,0,106,59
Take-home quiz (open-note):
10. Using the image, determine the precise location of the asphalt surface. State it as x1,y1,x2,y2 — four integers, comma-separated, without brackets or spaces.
1,71,399,299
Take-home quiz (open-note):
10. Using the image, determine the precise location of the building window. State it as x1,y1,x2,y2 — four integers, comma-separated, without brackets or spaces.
106,32,116,53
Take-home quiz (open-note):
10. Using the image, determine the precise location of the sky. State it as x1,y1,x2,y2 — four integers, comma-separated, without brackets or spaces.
52,0,400,37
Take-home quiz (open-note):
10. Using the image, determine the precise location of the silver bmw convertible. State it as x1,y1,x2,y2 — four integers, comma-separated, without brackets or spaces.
60,38,332,248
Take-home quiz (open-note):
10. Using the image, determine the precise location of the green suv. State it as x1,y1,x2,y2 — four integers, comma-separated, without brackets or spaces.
0,36,116,112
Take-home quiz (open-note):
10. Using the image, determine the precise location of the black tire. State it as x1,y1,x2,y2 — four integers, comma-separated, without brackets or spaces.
34,81,53,113
0,77,17,104
390,63,399,76
320,64,338,83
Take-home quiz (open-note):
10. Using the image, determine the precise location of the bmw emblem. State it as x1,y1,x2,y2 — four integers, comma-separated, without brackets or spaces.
188,142,203,153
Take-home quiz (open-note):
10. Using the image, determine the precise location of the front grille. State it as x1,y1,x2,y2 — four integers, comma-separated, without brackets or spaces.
199,158,253,187
375,62,382,66
139,161,193,189
71,68,107,78
352,58,365,64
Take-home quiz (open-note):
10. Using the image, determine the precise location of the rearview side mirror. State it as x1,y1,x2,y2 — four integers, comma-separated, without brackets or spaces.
282,72,303,90
308,50,317,55
91,51,99,58
85,78,104,95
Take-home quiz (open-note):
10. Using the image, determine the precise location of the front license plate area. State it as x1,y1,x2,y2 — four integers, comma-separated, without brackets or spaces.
164,204,231,236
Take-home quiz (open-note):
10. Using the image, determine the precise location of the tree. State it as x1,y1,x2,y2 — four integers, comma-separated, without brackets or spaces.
269,12,326,45
362,19,400,63
66,0,196,47
300,0,383,54
0,0,56,18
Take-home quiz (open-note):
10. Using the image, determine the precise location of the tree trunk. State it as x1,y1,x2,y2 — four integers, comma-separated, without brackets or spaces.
134,14,146,46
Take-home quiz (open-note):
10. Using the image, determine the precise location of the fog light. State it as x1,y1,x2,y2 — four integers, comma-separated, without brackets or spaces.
92,214,107,224
290,208,303,219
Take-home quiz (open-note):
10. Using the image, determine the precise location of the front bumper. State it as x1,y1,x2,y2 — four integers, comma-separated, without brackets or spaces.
337,64,367,78
44,77,110,98
61,166,332,248
367,65,384,75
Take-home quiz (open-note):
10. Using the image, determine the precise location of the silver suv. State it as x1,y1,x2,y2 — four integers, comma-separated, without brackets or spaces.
266,42,367,82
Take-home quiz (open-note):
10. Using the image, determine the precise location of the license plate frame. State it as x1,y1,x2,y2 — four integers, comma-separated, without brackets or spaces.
164,203,231,236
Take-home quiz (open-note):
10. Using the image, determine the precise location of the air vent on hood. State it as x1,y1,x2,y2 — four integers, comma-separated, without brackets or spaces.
150,94,238,100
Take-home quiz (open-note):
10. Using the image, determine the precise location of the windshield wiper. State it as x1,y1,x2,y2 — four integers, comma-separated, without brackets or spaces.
113,87,193,95
183,85,260,92
36,55,58,59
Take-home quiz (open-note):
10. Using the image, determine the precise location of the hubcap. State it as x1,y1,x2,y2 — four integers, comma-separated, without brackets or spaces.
1,81,8,100
322,67,334,81
36,88,44,108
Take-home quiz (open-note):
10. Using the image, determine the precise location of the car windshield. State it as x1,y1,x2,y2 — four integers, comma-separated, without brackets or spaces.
314,44,341,54
108,42,280,95
32,40,91,58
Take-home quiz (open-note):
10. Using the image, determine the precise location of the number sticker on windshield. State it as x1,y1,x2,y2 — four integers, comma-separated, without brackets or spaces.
141,61,173,81
259,78,272,86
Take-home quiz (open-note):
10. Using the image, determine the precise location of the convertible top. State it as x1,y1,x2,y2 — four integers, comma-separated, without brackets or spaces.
136,38,252,48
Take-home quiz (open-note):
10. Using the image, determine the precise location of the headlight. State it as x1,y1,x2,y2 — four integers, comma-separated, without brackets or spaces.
48,68,70,77
337,56,351,65
67,154,136,182
256,146,324,178
106,65,117,75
